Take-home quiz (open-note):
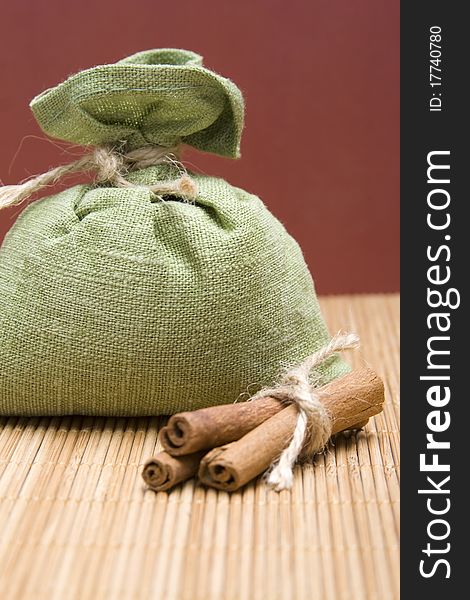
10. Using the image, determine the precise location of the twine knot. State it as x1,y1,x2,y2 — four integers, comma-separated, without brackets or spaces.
250,332,360,491
0,144,198,211
92,146,126,183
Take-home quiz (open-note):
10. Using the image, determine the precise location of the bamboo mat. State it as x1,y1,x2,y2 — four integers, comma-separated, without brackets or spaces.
0,294,399,600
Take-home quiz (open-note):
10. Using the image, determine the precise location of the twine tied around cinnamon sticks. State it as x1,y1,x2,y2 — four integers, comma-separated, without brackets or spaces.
249,332,360,490
0,144,198,210
143,333,385,494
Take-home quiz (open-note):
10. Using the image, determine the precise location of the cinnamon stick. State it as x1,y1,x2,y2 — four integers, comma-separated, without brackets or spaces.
160,397,284,456
198,367,384,491
142,451,203,492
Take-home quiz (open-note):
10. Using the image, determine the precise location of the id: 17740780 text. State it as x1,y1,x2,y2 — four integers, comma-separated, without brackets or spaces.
429,25,443,112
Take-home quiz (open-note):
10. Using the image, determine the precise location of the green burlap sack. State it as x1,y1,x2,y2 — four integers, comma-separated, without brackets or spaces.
0,49,348,416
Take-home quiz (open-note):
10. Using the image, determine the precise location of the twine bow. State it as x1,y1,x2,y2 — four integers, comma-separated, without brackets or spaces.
250,333,360,491
0,144,198,210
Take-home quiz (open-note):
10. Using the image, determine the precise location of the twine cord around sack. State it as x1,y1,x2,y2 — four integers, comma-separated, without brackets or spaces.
250,332,360,491
0,144,198,210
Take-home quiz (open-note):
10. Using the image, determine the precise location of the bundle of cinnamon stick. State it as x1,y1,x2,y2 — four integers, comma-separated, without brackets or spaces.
142,367,384,493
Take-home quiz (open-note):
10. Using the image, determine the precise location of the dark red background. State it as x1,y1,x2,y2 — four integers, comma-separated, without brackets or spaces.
0,0,399,294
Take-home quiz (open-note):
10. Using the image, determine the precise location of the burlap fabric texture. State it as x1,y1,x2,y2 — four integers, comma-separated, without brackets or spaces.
0,49,348,416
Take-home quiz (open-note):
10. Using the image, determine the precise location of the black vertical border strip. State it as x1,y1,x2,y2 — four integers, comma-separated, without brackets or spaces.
401,2,467,597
